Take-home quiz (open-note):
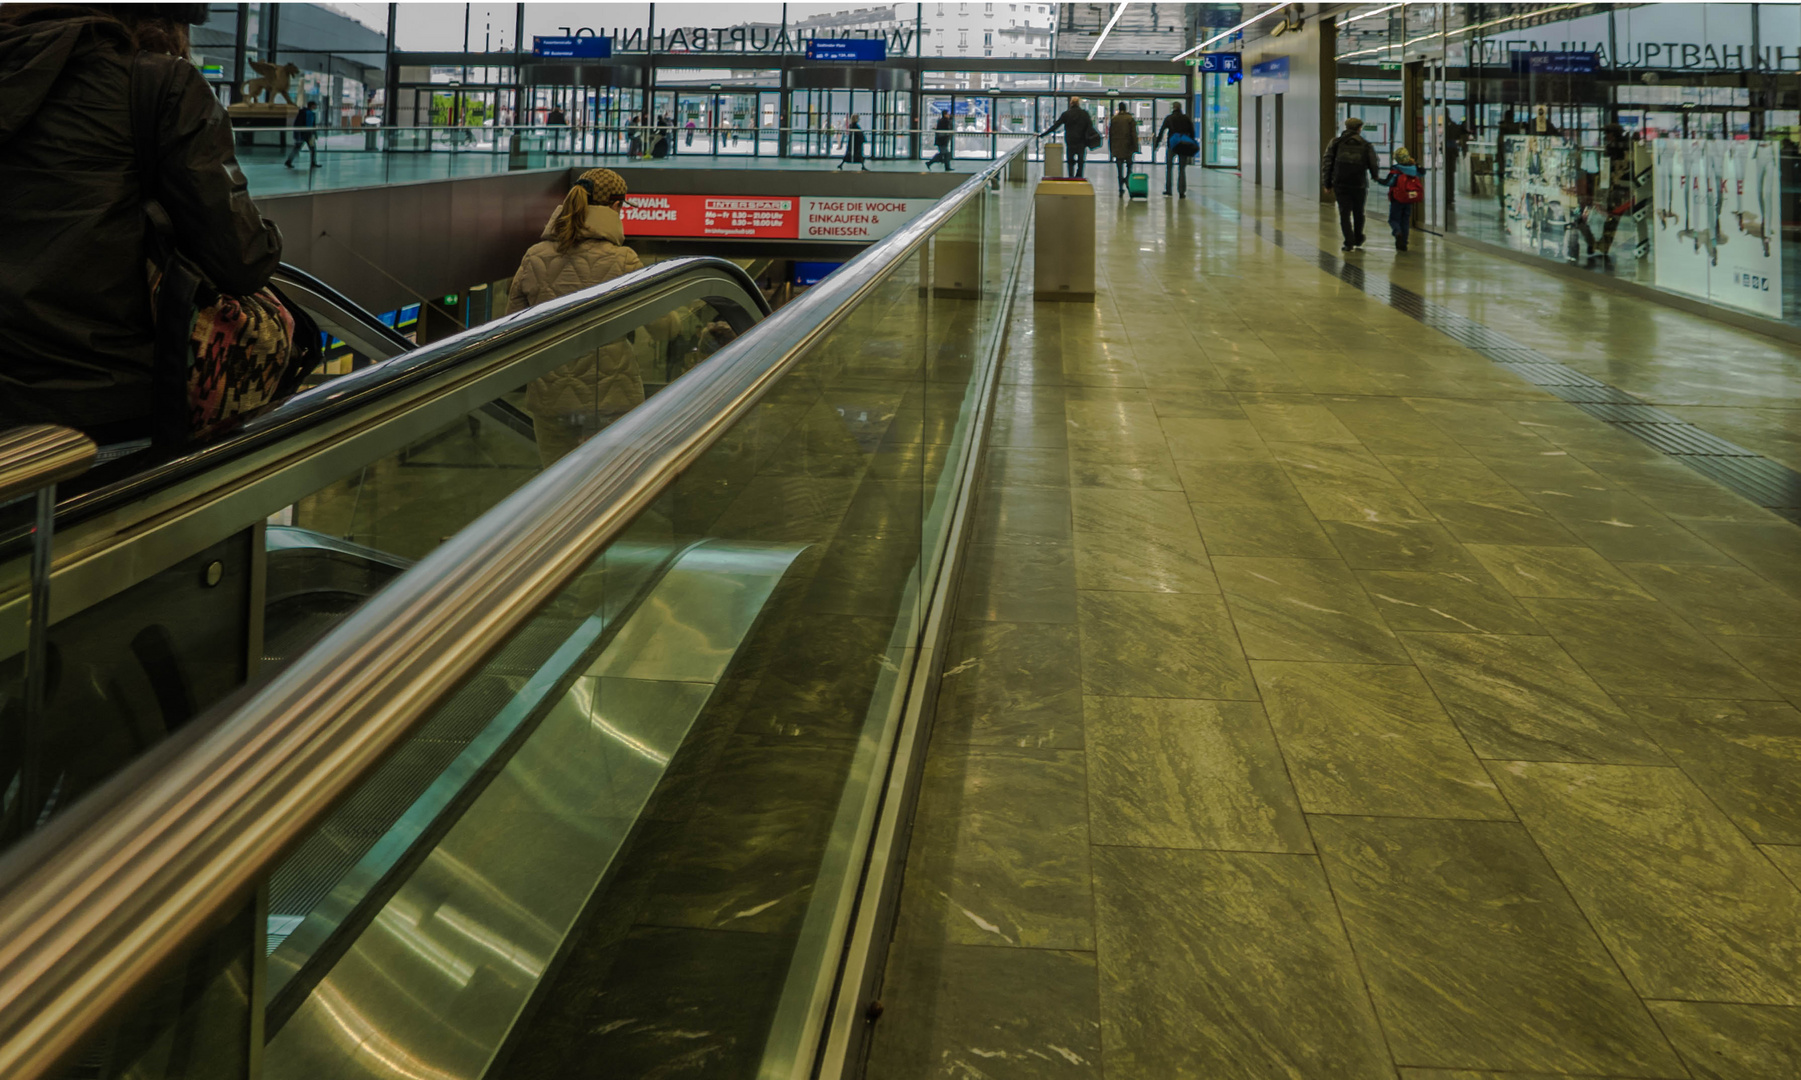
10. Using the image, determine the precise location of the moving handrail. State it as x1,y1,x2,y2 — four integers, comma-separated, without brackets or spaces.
0,426,97,508
270,261,414,363
0,140,1028,1080
0,257,769,656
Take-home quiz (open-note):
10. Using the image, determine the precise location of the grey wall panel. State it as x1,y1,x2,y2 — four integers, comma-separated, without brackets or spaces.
260,170,569,315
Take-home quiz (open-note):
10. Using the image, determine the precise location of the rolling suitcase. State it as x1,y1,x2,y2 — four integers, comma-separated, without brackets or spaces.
1127,172,1149,199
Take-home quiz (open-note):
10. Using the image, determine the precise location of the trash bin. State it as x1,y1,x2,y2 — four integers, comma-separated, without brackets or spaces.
1043,140,1065,178
1033,179,1094,303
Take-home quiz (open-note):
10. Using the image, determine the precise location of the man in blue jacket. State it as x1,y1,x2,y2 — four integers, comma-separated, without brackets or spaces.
285,98,319,169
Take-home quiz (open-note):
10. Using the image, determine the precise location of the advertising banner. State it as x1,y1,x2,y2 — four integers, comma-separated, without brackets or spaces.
621,195,797,238
799,197,933,241
1651,139,1782,318
1500,134,1580,260
619,195,931,242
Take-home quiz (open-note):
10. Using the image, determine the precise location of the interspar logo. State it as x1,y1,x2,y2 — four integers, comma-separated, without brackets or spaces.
704,198,792,211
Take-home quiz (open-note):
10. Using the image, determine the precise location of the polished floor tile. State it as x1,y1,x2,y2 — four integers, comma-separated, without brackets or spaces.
1615,561,1801,637
1176,460,1300,502
1491,761,1801,1004
1645,1000,1801,1080
935,621,1084,750
1401,632,1668,764
1191,499,1340,559
1160,417,1272,461
1358,569,1544,635
1215,557,1411,664
1311,815,1685,1076
1071,488,1216,593
1711,635,1801,705
866,944,1101,1079
971,485,1073,547
1076,590,1258,700
1521,598,1777,700
1464,543,1652,600
1253,661,1511,819
1085,696,1310,852
959,543,1078,624
901,745,1093,950
1323,520,1481,572
1620,697,1801,845
1091,847,1393,1080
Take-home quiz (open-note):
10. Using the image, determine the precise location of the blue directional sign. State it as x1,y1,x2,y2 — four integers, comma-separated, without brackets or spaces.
1250,55,1290,94
533,35,612,59
1510,50,1599,74
807,38,887,62
1196,52,1242,74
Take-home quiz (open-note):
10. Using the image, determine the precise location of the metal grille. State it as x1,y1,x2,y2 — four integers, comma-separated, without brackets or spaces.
1200,198,1801,517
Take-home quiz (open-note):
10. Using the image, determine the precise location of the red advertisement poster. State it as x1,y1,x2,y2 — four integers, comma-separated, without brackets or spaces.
621,194,799,239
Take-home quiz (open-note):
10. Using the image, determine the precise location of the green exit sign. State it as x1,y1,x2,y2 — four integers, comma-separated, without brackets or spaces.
1379,62,1401,70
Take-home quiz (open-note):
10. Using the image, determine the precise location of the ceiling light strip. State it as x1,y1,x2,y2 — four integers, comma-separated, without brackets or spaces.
1174,1,1295,61
1087,1,1133,62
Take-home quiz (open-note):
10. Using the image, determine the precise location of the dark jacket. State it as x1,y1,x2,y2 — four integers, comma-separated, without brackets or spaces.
842,123,866,162
934,114,952,149
0,9,282,437
1322,131,1381,191
1044,105,1097,149
1156,111,1196,156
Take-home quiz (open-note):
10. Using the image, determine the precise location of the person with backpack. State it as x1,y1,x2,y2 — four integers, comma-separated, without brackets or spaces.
927,109,954,171
285,98,319,169
1154,103,1198,198
1321,115,1382,251
1042,96,1098,179
1107,102,1139,196
1384,147,1424,252
0,3,284,446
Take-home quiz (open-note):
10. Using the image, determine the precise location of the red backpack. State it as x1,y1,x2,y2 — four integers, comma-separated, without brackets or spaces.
1390,171,1424,204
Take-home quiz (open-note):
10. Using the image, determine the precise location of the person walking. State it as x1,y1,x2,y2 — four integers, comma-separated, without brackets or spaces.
837,114,868,171
1322,116,1382,251
1383,147,1424,252
927,109,954,171
0,3,283,444
1042,96,1098,179
1154,102,1197,197
1107,102,1139,196
285,97,319,169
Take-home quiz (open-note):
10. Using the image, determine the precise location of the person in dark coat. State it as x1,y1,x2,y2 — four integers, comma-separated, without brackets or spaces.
0,3,283,443
927,110,954,171
1107,102,1139,195
837,114,868,171
1043,96,1097,179
1321,116,1382,252
284,97,319,169
1153,103,1197,198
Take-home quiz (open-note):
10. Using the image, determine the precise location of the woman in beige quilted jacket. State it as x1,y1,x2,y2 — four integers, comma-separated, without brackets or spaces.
506,167,651,465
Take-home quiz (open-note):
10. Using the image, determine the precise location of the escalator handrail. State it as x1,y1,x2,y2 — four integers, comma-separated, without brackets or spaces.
0,140,1028,1080
34,256,770,534
0,427,97,507
269,262,416,358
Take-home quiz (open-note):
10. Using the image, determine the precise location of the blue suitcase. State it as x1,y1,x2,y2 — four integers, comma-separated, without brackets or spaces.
1127,172,1149,199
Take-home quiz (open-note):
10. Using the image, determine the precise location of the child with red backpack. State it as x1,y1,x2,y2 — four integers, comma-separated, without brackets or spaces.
1385,147,1425,252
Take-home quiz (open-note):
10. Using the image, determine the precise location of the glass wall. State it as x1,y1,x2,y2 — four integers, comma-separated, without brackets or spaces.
1337,2,1801,329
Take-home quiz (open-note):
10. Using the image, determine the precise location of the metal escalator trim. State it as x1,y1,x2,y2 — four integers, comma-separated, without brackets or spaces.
0,262,766,659
24,256,767,537
0,426,97,507
0,146,1019,1080
270,263,415,362
264,526,416,573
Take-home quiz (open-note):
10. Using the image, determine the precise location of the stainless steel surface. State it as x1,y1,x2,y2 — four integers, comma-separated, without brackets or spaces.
264,540,804,1080
0,259,766,660
0,144,1019,1080
19,488,56,841
0,425,96,507
1034,179,1097,302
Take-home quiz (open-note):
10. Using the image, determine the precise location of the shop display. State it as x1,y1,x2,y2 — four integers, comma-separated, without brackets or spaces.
1652,138,1782,318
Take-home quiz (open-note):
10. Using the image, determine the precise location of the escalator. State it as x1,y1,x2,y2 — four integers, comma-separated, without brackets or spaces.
0,143,1038,1080
0,256,770,842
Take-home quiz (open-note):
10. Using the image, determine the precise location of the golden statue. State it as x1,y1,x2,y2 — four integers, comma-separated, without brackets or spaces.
243,60,302,106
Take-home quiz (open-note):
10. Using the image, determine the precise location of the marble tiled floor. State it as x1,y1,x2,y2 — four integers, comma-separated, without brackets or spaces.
868,172,1801,1079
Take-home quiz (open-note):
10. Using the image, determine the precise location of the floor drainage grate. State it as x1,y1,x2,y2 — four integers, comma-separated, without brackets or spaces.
1199,197,1801,519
